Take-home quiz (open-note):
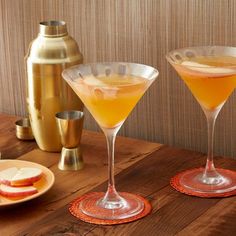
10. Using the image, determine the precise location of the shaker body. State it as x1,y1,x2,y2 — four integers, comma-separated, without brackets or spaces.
26,21,83,152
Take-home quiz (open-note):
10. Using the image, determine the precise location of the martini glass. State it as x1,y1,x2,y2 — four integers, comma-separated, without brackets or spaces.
167,46,236,197
62,62,158,220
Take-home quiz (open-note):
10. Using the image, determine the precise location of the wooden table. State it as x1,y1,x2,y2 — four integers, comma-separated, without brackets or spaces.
0,114,236,236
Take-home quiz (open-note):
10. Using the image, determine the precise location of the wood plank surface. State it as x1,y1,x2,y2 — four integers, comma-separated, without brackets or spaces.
1,0,236,157
0,114,37,159
1,115,236,236
0,114,162,236
16,146,236,236
177,196,236,236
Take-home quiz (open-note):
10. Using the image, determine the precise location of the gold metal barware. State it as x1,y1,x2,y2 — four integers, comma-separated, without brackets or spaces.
56,110,84,171
25,20,83,152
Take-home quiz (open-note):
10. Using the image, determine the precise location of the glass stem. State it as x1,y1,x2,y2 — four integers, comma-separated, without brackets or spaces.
99,126,125,209
106,127,118,194
202,108,221,183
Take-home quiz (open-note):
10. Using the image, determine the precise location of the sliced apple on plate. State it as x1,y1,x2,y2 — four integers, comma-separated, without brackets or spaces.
0,184,38,198
0,167,18,185
0,167,42,187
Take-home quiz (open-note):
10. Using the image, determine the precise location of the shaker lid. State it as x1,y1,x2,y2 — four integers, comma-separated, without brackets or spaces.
39,20,68,37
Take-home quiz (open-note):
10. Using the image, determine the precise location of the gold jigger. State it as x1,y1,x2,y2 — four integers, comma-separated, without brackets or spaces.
55,111,84,171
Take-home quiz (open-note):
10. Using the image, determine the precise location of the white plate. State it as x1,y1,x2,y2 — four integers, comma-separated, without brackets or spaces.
0,159,55,206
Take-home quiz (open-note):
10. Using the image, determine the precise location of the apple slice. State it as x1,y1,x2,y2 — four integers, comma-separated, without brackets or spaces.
83,76,107,87
11,168,43,186
0,184,38,198
0,167,42,187
181,61,235,75
0,167,18,185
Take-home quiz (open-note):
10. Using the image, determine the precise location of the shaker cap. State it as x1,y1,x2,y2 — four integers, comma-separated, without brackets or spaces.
39,20,68,37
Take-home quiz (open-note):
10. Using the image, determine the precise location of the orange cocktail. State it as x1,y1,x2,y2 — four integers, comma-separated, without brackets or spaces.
167,46,236,197
67,74,150,128
174,56,236,110
62,62,158,221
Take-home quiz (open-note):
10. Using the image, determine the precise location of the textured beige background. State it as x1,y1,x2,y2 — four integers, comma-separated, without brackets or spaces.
0,0,236,157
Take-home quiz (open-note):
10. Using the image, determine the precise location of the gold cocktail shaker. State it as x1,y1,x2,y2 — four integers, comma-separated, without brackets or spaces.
25,21,83,152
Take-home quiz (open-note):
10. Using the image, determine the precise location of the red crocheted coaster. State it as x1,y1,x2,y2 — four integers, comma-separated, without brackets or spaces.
69,192,152,225
170,168,236,198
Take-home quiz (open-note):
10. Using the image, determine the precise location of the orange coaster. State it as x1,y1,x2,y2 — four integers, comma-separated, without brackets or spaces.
170,168,236,198
69,192,152,225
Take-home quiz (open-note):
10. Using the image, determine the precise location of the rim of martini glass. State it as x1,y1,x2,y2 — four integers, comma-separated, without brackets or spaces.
62,61,159,84
166,45,236,69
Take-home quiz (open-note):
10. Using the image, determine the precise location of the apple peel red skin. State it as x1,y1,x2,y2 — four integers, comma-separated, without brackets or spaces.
0,171,43,187
9,173,43,187
0,187,38,198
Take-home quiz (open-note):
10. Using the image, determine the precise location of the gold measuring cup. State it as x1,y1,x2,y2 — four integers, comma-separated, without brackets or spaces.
55,111,84,171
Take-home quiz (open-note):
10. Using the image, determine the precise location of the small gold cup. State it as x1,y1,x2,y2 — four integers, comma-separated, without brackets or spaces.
15,118,34,140
55,111,84,171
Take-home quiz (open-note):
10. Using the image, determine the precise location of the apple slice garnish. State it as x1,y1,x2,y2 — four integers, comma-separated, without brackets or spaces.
0,167,42,187
181,61,235,76
0,184,38,198
0,167,18,185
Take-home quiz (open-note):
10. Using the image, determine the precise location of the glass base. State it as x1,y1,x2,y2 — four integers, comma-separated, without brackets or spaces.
80,192,144,220
171,168,236,197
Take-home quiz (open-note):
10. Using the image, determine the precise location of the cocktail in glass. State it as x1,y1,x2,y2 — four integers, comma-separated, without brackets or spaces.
167,46,236,197
62,62,158,220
